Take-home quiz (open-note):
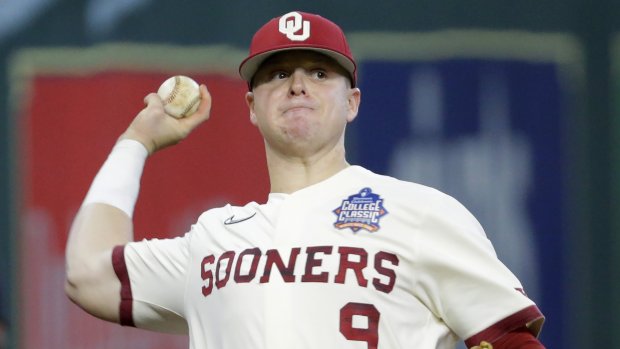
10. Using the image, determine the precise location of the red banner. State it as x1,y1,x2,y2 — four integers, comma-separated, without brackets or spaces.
18,70,268,348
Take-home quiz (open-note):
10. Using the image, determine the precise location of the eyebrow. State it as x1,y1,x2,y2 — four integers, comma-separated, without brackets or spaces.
251,53,349,88
262,57,334,70
262,51,338,66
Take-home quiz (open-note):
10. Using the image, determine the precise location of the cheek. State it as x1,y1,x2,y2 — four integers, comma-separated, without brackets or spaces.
253,90,280,114
249,103,277,138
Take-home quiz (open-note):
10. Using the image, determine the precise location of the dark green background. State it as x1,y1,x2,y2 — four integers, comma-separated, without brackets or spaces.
1,1,618,348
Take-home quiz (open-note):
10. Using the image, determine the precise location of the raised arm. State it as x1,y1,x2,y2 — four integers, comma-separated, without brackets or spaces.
65,84,211,322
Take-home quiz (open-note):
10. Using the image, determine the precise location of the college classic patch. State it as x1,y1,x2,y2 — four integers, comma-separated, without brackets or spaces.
333,187,388,232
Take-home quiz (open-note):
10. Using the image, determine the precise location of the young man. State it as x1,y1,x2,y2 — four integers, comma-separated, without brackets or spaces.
65,11,545,349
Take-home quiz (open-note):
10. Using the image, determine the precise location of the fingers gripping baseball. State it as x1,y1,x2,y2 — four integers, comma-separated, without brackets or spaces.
120,84,212,154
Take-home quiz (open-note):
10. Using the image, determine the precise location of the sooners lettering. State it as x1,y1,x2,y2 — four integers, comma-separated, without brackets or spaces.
260,248,300,283
302,246,333,283
200,246,399,297
334,247,368,287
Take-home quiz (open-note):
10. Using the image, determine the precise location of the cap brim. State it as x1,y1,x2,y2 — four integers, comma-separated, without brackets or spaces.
239,47,356,85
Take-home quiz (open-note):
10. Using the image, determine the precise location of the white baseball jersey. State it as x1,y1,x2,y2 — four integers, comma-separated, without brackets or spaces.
113,165,544,349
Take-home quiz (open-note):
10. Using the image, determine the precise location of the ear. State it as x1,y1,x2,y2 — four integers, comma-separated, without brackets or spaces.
346,87,361,122
245,91,258,125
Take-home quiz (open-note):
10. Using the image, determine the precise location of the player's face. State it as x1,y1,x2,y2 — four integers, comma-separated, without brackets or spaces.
246,51,360,158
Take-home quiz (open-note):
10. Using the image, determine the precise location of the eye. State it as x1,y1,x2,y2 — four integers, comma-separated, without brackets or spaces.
274,71,289,80
312,70,327,80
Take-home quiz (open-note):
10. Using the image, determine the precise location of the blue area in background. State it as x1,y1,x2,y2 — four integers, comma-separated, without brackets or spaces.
349,59,565,347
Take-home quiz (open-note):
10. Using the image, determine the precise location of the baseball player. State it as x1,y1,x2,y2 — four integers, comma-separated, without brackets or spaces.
65,11,545,349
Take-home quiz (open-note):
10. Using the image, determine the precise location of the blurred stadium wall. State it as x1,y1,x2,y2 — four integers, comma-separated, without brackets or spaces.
0,1,617,348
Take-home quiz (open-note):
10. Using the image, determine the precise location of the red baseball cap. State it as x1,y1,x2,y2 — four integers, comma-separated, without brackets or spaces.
239,11,357,87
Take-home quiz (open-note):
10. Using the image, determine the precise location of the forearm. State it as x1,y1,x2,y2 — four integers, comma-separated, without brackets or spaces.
470,327,545,349
66,138,147,259
492,326,545,349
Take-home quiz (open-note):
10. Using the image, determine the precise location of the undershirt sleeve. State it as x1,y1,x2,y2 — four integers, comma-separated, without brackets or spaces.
465,308,545,348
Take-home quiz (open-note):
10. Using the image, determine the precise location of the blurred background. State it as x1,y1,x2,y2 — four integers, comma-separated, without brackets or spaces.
1,1,618,348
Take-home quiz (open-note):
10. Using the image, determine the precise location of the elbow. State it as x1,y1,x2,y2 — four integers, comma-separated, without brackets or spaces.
64,259,102,307
64,264,88,305
64,277,80,305
64,248,109,305
63,262,120,323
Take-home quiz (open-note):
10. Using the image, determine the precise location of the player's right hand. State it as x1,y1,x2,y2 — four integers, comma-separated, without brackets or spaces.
119,84,212,154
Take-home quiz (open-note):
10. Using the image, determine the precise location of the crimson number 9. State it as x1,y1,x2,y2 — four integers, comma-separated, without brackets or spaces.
340,302,380,349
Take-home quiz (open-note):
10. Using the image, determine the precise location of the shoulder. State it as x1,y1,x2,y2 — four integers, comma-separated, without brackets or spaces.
351,166,461,207
351,166,485,235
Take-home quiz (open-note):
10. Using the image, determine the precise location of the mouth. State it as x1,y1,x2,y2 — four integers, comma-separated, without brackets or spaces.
282,105,314,117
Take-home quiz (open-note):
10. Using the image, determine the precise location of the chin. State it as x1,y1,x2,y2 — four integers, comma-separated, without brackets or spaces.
279,119,316,140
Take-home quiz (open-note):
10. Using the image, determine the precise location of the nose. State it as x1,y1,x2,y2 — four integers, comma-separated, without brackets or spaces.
288,69,307,96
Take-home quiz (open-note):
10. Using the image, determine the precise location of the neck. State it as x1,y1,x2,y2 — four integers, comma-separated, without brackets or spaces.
265,142,349,194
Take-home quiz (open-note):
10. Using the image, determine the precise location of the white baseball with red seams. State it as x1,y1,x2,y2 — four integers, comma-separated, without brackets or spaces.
157,75,201,118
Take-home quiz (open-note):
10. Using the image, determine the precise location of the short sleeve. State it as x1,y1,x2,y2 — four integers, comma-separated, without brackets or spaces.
411,194,544,342
112,233,192,334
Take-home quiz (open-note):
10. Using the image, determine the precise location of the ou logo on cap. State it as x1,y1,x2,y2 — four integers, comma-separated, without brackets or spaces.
279,11,310,41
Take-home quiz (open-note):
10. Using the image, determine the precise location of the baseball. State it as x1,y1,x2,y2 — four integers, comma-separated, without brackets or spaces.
157,75,201,118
